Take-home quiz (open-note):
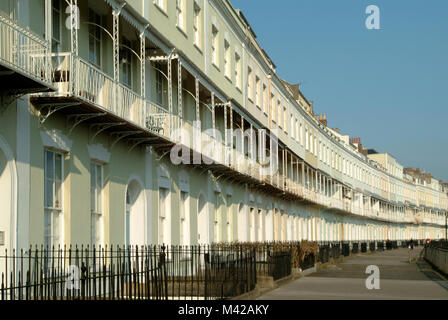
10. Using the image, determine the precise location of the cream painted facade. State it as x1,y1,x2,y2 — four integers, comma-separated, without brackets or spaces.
0,0,446,252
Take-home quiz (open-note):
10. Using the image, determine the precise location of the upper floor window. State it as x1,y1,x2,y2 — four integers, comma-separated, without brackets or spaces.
290,115,295,139
52,0,61,52
224,40,230,79
283,107,287,132
235,52,241,89
262,84,267,113
211,25,219,67
88,9,102,67
247,67,253,101
309,133,313,153
176,0,185,31
295,119,299,141
155,62,167,107
276,100,281,124
120,38,132,87
255,76,260,107
155,0,166,11
305,128,309,150
193,3,202,48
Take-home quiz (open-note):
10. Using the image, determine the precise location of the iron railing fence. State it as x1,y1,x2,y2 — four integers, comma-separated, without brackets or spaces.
0,245,257,301
351,242,359,254
341,242,350,257
331,243,341,260
1,239,416,300
317,243,330,264
361,242,367,253
227,243,293,281
426,240,448,249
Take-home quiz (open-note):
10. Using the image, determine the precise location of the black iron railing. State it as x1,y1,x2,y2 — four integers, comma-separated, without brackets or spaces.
318,243,330,264
361,242,367,253
341,242,350,257
331,243,341,259
0,245,257,300
352,242,359,254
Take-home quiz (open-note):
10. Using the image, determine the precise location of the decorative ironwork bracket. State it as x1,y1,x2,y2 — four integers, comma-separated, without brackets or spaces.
89,122,125,143
128,137,159,153
39,102,81,126
67,112,106,135
110,130,142,149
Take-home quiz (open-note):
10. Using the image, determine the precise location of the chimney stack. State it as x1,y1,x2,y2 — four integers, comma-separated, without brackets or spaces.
318,113,328,126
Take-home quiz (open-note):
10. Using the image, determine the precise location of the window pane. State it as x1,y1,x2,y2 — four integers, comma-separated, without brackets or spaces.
44,151,54,208
90,163,96,212
96,164,102,213
53,211,60,246
55,153,62,208
89,35,95,64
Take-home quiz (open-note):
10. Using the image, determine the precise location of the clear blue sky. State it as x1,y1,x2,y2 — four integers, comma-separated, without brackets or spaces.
231,0,448,182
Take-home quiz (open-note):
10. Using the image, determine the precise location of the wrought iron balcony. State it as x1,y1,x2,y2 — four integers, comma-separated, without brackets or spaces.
0,13,52,94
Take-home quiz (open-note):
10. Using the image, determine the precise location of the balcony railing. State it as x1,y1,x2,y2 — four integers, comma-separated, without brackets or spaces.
43,56,441,227
0,13,51,87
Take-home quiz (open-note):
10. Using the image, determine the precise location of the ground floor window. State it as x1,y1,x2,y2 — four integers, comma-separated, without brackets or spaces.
158,187,170,245
44,150,63,249
180,191,190,246
90,162,103,247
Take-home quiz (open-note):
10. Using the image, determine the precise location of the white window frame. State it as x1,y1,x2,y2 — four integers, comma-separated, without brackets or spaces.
180,191,190,247
247,67,253,102
51,0,62,52
176,0,185,31
154,0,166,12
88,8,102,68
158,187,171,245
224,39,231,79
235,52,241,89
262,84,267,113
120,37,133,88
90,161,104,247
193,3,202,49
211,25,219,67
44,149,64,249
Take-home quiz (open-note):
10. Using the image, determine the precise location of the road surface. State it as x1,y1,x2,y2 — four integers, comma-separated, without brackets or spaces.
257,247,448,300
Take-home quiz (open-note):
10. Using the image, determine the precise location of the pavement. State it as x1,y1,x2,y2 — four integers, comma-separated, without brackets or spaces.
257,247,448,300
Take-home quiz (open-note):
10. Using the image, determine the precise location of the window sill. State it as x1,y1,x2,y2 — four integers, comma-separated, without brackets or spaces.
176,25,188,38
194,44,203,54
153,2,169,17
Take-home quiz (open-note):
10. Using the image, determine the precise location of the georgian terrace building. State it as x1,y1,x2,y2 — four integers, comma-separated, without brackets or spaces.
0,0,446,252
